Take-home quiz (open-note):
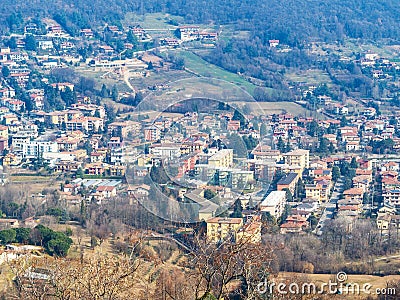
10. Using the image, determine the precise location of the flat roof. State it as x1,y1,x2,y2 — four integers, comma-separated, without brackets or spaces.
260,191,286,207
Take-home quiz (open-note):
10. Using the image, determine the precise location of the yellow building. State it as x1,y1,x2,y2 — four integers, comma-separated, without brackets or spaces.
283,149,310,177
206,217,243,243
305,184,322,202
208,149,233,168
45,111,67,126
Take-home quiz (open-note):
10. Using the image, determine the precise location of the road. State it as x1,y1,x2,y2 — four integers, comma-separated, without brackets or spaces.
315,176,344,235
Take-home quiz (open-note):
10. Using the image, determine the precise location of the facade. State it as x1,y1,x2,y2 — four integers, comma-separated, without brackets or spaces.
206,217,243,243
208,149,234,168
260,191,286,218
283,149,310,177
22,141,58,158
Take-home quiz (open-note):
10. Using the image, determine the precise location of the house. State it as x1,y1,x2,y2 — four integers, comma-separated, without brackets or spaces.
144,125,161,142
383,189,400,208
178,26,200,41
208,149,233,168
337,198,362,212
127,184,150,198
227,120,240,131
96,185,117,198
0,218,19,229
280,215,309,234
269,39,280,47
352,175,371,192
206,217,243,243
343,188,364,202
90,152,105,163
184,189,219,221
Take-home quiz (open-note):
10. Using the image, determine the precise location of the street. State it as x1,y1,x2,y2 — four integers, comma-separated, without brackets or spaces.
315,176,344,235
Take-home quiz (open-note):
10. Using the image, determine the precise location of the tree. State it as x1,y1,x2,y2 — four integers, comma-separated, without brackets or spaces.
284,188,293,202
111,85,119,101
2,66,10,78
350,157,358,169
100,83,109,98
60,86,76,107
231,199,243,218
25,34,37,51
227,133,247,158
188,235,272,300
294,178,305,200
15,227,31,244
280,204,292,224
7,37,17,49
126,29,138,46
9,247,146,300
318,137,329,153
172,56,185,70
105,104,116,122
308,213,318,230
340,116,348,127
332,166,341,181
0,228,16,244
277,136,285,152
232,109,246,129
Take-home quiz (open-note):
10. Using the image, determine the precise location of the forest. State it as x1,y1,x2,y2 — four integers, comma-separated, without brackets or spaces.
2,0,400,43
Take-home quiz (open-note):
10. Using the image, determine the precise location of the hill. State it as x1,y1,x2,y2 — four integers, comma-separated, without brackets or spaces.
1,0,400,43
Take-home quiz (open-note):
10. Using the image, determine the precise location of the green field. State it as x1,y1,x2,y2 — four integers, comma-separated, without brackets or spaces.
286,69,332,85
176,50,260,95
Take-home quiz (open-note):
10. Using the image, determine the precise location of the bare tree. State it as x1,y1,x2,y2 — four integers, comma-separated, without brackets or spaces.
188,235,274,300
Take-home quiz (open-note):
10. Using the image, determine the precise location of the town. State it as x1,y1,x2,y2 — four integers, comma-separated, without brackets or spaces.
0,10,400,300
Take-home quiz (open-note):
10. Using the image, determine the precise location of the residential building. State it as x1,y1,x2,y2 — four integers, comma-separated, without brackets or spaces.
260,191,286,218
277,172,298,194
206,217,243,243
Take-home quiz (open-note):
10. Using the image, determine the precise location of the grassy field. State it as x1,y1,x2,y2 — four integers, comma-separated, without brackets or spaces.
74,67,131,93
175,50,259,95
241,101,324,118
124,12,184,30
286,69,332,85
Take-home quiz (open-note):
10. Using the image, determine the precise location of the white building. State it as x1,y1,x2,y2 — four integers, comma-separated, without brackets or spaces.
22,141,58,159
260,191,287,218
149,144,181,160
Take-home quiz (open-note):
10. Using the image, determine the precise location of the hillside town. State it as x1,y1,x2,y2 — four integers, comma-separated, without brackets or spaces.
0,16,400,244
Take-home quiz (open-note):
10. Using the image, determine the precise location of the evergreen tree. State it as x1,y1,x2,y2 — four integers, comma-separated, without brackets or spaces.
350,157,358,169
111,85,119,101
126,29,138,47
100,84,109,98
25,34,37,51
2,66,10,78
60,86,76,107
232,109,246,129
277,136,285,152
231,199,243,218
332,166,341,181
